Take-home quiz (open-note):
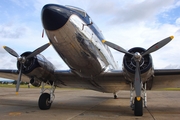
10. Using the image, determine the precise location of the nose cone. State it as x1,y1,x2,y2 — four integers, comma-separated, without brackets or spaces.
41,4,71,30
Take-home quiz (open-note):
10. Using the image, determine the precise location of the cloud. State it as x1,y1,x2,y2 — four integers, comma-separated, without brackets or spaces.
10,0,30,8
164,64,180,69
0,49,5,54
87,1,118,15
175,17,180,25
46,56,68,70
112,0,174,24
0,53,17,69
85,0,175,25
1,0,180,70
0,22,27,39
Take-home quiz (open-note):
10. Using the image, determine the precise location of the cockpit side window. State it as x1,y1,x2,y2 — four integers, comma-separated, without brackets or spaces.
84,14,92,24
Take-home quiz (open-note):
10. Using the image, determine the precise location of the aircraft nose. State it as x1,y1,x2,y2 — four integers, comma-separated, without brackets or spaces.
41,4,71,30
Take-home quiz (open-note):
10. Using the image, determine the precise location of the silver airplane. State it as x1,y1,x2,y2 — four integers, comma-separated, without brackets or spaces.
1,4,180,116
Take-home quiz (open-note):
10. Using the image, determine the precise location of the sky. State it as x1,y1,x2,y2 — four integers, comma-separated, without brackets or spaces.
0,0,180,71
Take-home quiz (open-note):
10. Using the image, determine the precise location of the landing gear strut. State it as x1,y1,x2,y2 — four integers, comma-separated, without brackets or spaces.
130,82,147,116
38,82,56,110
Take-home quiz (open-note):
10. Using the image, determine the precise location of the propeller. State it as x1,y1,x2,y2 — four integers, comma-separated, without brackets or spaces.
26,43,51,59
102,40,133,55
3,43,51,94
102,36,174,96
3,46,19,57
134,60,141,96
141,36,174,56
16,63,22,94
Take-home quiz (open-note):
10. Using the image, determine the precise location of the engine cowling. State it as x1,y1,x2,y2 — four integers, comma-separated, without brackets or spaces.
122,47,154,83
30,78,41,87
17,52,55,84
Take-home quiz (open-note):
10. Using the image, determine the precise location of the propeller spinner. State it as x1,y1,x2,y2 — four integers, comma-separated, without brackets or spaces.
3,43,51,94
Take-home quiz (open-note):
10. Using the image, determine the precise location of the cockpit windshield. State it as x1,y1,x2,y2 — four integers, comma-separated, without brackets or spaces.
66,5,86,17
66,5,104,39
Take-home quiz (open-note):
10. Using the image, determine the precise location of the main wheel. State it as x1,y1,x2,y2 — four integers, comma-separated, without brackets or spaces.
134,97,143,116
38,93,52,110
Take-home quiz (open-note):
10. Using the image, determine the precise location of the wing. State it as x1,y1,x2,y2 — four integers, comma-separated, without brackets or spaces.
96,70,130,92
54,70,129,92
93,69,180,92
0,69,30,82
152,69,180,89
1,68,180,92
0,69,128,93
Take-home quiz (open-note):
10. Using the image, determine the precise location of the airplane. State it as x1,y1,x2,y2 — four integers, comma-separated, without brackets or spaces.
0,4,180,116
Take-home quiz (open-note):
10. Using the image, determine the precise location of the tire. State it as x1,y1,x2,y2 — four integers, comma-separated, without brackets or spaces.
134,97,143,116
38,93,51,110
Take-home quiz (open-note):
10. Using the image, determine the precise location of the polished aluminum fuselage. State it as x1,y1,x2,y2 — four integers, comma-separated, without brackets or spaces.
45,14,118,78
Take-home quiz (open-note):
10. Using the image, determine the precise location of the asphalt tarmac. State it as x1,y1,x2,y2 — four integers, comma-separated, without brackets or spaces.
0,87,180,120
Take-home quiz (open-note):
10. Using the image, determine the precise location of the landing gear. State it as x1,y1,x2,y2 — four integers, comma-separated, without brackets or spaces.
134,97,143,116
130,82,147,116
39,93,51,110
113,93,117,99
38,82,56,110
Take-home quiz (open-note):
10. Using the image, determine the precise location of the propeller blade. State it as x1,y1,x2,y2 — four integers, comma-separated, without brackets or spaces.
142,36,174,56
26,43,51,59
134,61,141,97
3,46,19,58
16,63,22,95
102,40,133,55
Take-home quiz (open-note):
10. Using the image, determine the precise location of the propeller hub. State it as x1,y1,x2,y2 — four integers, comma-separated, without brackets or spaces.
17,56,22,61
134,52,140,58
17,56,26,63
134,52,142,62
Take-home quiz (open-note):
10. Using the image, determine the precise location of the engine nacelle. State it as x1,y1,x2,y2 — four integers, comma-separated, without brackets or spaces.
17,52,55,83
122,47,154,83
30,78,41,87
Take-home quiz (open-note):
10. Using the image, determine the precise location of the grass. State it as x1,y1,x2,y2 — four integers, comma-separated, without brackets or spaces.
1,84,180,91
0,84,83,90
0,84,50,88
